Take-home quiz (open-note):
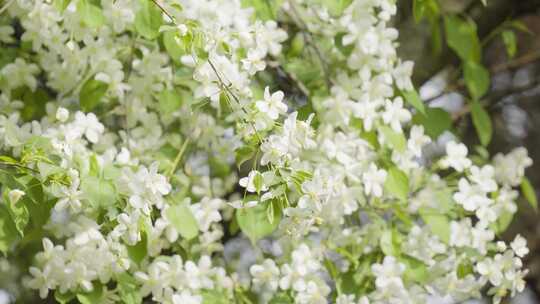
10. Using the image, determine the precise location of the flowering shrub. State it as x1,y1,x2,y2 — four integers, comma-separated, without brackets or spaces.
0,0,535,303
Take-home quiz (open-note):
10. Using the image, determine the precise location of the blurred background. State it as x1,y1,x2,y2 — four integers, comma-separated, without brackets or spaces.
396,0,540,302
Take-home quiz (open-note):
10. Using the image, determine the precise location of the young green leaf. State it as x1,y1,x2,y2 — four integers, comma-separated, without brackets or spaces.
77,0,105,28
4,192,29,237
236,200,281,244
163,31,185,63
502,30,517,58
235,145,256,169
164,200,199,240
76,284,104,304
400,88,425,115
413,0,439,23
464,61,490,100
470,101,492,146
80,176,116,208
419,209,450,244
521,177,537,211
253,172,264,194
384,167,409,201
80,79,108,112
379,125,407,152
158,90,182,114
444,16,481,62
412,107,452,139
127,233,147,266
134,0,163,40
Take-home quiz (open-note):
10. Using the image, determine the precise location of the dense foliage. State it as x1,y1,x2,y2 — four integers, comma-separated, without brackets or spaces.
0,0,536,303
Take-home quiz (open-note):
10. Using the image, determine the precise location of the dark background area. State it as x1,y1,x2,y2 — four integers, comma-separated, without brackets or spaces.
397,0,540,302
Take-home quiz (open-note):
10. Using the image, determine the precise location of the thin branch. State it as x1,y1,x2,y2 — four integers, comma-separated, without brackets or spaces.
167,138,190,178
287,0,333,89
0,0,15,15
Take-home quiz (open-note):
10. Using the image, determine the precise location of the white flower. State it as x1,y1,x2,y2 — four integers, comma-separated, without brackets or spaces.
381,97,411,132
510,235,529,258
8,189,25,204
55,107,69,122
371,256,405,289
469,165,497,193
250,259,280,292
440,141,471,172
408,125,430,157
453,178,491,212
393,60,414,91
190,197,223,232
336,294,356,304
184,255,214,290
476,257,504,286
362,164,387,197
450,218,473,248
238,170,266,193
0,58,40,91
256,87,287,120
242,49,266,75
493,148,533,186
112,211,141,245
55,170,83,212
172,291,202,304
72,112,105,143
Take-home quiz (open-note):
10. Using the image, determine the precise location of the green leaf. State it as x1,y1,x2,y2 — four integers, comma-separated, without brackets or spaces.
380,229,401,256
457,261,473,278
127,232,147,266
77,0,105,28
287,33,305,57
54,290,76,304
384,167,409,201
379,125,406,152
164,199,199,240
492,209,514,234
400,88,425,115
158,89,182,114
37,162,64,180
419,209,450,244
253,172,264,195
521,177,537,211
209,157,231,178
117,273,143,304
236,200,281,244
511,20,531,33
335,33,355,57
201,290,230,304
470,101,492,146
401,255,429,284
241,0,283,20
464,61,490,100
320,0,353,16
444,16,481,62
502,30,517,58
412,107,452,139
21,88,49,121
413,0,439,23
80,175,116,208
0,205,18,255
53,0,72,12
76,283,104,304
235,146,256,169
80,79,108,112
269,293,294,304
134,0,163,39
163,31,185,63
3,189,29,236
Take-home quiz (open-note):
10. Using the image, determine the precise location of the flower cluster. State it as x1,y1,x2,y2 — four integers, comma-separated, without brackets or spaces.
0,0,534,303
